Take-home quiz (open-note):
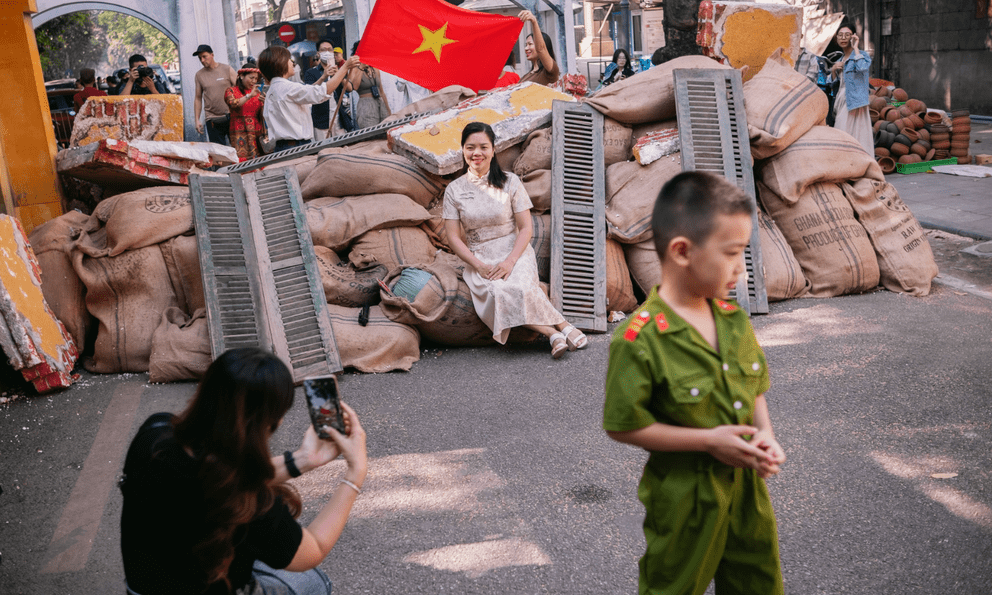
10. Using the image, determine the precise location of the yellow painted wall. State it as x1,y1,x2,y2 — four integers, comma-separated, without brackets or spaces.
0,0,65,232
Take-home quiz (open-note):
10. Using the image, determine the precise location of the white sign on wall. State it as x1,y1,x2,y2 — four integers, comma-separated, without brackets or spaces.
642,8,665,51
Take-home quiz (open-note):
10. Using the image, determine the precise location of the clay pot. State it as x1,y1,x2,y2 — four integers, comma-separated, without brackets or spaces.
917,128,930,142
950,148,969,157
950,109,970,118
885,108,901,122
894,133,911,146
898,105,914,118
898,154,922,164
875,86,892,98
908,114,925,129
884,121,900,134
873,120,885,133
870,96,887,111
934,149,950,159
901,129,920,143
916,139,931,151
877,155,896,174
910,143,927,157
905,99,927,113
958,155,972,165
933,140,951,150
892,88,909,102
952,125,972,135
875,147,891,158
930,132,950,142
925,148,936,161
869,109,880,123
924,112,943,125
951,140,971,150
878,130,896,148
891,142,910,156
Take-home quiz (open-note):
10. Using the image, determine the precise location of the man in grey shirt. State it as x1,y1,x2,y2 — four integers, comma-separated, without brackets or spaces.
193,44,238,145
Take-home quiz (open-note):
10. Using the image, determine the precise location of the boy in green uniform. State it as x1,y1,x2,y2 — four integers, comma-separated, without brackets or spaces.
604,171,786,595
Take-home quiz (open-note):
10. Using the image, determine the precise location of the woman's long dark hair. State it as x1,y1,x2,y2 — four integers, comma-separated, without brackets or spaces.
607,49,635,83
172,348,300,591
461,122,507,189
528,32,557,74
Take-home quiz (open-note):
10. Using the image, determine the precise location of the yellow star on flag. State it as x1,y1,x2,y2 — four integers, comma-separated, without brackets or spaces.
412,22,457,63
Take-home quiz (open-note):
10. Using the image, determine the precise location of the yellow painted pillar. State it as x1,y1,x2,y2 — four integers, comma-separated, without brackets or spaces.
0,0,64,233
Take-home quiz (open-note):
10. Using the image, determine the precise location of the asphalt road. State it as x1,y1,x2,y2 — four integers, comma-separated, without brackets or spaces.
2,234,991,594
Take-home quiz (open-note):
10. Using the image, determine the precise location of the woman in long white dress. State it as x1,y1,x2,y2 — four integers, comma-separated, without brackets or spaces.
830,24,873,154
443,122,587,358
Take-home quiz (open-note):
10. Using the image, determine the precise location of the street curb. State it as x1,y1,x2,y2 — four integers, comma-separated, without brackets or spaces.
919,220,992,242
933,274,992,301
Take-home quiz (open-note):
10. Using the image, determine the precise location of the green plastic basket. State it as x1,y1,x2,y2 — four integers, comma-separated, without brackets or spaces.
895,157,957,174
890,101,906,107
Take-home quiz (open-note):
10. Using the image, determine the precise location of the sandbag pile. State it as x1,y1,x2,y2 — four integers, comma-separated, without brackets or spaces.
745,53,937,298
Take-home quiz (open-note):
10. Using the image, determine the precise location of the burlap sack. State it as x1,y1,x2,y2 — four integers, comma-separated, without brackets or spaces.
758,182,879,298
73,239,179,372
420,218,450,252
301,153,446,207
263,155,319,186
606,239,637,313
348,226,437,271
159,234,205,316
603,117,633,165
623,240,662,296
93,186,193,257
314,245,388,307
522,169,551,213
28,210,98,348
344,140,390,155
630,120,678,150
148,307,211,383
513,128,552,177
307,194,431,252
326,304,421,373
758,126,884,204
755,210,810,301
841,178,938,296
531,213,551,282
384,85,477,120
744,49,829,160
586,55,730,124
378,262,494,346
606,153,683,243
496,143,523,173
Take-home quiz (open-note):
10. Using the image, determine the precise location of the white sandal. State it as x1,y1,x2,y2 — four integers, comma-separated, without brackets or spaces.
549,332,568,359
561,325,588,351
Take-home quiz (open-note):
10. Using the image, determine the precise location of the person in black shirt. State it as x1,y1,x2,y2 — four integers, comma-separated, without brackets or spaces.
116,54,168,96
120,348,367,595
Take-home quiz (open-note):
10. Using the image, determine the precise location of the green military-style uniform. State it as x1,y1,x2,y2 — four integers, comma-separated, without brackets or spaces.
604,288,784,595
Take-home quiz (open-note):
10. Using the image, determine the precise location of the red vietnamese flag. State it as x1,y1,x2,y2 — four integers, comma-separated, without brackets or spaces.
356,0,524,92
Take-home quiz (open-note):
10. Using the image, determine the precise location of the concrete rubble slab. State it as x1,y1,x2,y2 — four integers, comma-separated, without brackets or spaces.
697,1,803,81
70,94,184,148
56,139,208,192
388,82,575,175
0,215,78,393
633,128,680,165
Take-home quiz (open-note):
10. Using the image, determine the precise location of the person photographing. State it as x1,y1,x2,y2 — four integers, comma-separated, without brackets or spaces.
120,348,367,595
117,54,167,96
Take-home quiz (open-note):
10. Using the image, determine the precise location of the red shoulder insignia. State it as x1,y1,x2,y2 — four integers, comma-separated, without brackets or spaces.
715,300,737,312
624,310,651,342
655,312,669,332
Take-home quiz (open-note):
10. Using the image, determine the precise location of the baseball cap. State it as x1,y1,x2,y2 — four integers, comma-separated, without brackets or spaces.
193,44,213,56
333,47,344,53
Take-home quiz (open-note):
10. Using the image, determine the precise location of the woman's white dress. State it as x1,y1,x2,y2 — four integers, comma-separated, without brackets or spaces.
834,65,874,155
443,171,565,344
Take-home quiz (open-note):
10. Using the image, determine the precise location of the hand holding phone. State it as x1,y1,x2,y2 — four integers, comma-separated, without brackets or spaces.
304,376,347,439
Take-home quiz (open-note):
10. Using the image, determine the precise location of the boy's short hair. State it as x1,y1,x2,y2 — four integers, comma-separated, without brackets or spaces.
258,46,292,82
652,171,753,260
78,68,96,85
128,54,147,68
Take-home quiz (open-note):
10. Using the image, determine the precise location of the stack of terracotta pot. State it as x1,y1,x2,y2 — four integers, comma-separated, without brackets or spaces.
950,109,972,164
870,87,938,174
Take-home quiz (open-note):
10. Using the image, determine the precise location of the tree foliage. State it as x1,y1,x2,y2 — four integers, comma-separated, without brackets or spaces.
97,12,178,69
35,12,105,80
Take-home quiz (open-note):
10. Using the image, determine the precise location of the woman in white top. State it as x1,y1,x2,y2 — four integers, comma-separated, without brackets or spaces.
258,46,358,152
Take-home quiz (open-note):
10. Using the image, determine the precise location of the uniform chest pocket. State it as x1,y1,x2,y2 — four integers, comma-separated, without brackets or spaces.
671,376,714,404
733,360,764,395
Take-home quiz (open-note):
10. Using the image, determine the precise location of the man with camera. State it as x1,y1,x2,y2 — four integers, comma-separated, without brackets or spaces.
193,44,238,145
302,39,353,141
116,54,167,96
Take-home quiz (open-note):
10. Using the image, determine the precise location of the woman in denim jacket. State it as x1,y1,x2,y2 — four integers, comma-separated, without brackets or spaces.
830,24,873,154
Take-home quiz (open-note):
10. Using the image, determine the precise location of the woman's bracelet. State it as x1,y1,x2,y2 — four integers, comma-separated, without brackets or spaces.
340,479,362,495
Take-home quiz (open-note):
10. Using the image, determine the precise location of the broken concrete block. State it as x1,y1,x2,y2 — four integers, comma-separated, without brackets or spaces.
697,1,803,81
388,82,575,175
633,128,681,165
56,139,208,192
70,94,184,148
0,215,78,393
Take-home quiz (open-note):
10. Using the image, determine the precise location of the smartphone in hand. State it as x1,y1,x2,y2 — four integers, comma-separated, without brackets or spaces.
303,376,346,439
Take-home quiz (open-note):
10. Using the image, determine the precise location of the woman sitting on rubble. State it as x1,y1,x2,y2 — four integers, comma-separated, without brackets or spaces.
518,10,560,86
225,63,267,161
258,45,358,152
443,122,588,359
829,22,873,154
120,347,367,595
600,49,635,88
